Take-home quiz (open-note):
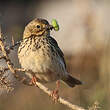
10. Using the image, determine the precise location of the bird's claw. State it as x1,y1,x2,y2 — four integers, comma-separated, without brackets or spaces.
29,76,38,87
50,89,59,103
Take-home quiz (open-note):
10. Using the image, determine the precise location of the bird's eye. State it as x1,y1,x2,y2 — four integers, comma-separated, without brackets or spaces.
36,25,41,28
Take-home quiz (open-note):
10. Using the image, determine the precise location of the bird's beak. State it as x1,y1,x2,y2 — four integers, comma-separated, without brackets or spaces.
46,25,54,31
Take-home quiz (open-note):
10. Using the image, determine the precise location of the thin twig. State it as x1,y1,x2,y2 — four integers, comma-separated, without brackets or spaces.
0,29,31,86
0,56,5,59
11,36,15,46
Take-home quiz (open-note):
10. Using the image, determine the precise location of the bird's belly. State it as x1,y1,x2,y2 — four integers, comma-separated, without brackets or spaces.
19,51,60,82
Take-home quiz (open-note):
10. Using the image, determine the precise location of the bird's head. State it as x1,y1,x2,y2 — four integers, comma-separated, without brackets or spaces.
23,18,54,38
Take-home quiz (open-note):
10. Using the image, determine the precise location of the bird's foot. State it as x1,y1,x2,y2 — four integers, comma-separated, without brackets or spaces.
50,89,59,103
50,80,60,102
29,76,38,87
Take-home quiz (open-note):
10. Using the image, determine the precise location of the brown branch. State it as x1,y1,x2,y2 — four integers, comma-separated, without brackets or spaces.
35,82,85,110
0,75,14,92
0,28,31,86
0,56,6,59
0,25,86,110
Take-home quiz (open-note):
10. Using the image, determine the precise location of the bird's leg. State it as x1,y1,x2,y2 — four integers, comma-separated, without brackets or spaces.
29,75,38,87
50,80,60,102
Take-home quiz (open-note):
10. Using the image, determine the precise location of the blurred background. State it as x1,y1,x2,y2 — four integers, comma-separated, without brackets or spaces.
0,0,110,110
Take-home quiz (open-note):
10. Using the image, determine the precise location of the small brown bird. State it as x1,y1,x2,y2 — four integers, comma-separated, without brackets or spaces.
18,18,82,97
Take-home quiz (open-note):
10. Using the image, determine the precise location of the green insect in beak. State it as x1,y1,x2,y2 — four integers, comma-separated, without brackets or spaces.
51,19,59,31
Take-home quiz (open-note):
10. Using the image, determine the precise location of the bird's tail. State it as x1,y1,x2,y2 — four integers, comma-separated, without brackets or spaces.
62,75,82,87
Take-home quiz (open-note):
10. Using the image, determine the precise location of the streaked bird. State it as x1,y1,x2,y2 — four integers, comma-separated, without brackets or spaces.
18,18,82,99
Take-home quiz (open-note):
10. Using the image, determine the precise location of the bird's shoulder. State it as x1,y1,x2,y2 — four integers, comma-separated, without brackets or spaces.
47,36,66,68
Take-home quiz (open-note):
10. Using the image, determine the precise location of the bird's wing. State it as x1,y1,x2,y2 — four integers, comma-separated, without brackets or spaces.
48,36,66,69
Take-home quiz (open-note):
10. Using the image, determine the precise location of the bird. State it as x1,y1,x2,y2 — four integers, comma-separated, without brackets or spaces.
18,18,82,99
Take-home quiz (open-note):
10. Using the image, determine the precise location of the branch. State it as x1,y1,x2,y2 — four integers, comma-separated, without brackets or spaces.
35,81,85,110
0,25,86,110
0,26,31,86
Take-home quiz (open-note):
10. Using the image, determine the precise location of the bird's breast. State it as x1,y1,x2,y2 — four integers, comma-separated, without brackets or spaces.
18,37,66,82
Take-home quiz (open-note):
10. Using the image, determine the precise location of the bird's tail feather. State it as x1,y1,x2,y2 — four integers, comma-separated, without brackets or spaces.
63,75,82,87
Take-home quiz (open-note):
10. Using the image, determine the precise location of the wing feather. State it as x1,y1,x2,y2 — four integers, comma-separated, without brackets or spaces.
48,36,66,68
